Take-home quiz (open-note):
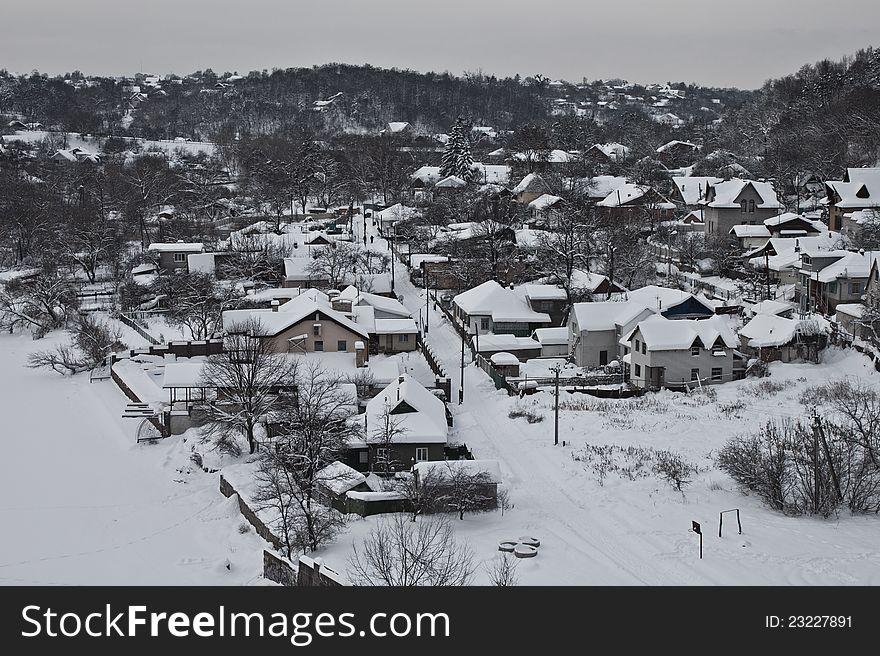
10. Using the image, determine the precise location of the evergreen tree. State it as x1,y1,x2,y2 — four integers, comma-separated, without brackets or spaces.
440,118,474,181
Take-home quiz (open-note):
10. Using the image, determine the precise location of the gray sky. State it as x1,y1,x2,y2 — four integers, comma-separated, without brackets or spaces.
1,0,877,89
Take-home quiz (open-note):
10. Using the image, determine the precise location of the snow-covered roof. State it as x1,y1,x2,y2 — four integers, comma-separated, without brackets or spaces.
527,194,563,211
570,270,614,293
589,142,630,162
162,362,207,388
223,293,369,338
583,175,628,199
750,299,794,317
657,140,698,153
473,334,540,352
672,176,723,205
490,352,520,366
248,287,328,303
317,461,367,496
338,286,410,318
835,303,864,318
364,374,448,444
511,173,547,195
147,242,204,253
521,284,567,301
410,254,450,269
704,179,782,209
730,224,771,238
810,250,880,284
453,280,550,323
532,327,569,345
413,460,502,484
512,149,573,163
631,315,737,351
435,175,467,189
597,183,659,207
387,121,411,133
374,318,418,335
375,203,419,223
740,314,805,348
827,168,880,209
571,300,655,332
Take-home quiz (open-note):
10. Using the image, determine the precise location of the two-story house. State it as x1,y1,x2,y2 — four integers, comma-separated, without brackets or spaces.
452,280,551,337
797,249,880,314
702,179,782,236
147,241,205,273
825,168,880,232
624,314,737,389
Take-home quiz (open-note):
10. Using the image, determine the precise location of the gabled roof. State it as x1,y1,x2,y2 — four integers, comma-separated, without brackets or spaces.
740,314,810,348
657,140,698,153
527,194,563,211
511,173,548,195
827,168,880,209
809,250,880,284
337,286,411,318
628,315,736,351
365,374,447,444
222,293,369,339
704,179,782,209
671,176,723,205
435,175,467,189
730,224,771,238
147,242,204,253
453,280,550,323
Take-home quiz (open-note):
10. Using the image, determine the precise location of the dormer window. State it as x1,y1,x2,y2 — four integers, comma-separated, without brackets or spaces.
856,184,870,199
691,345,700,356
748,200,756,213
740,200,748,213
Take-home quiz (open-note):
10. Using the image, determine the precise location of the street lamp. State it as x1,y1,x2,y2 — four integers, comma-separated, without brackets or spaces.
390,221,396,296
459,326,467,404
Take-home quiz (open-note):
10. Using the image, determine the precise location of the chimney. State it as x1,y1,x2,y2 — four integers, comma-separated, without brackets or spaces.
271,300,280,312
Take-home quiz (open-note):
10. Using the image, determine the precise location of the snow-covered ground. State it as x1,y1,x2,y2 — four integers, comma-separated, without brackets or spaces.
0,331,266,585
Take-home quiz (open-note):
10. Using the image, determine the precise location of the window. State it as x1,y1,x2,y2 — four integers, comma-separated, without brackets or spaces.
827,282,837,294
173,252,187,263
850,282,863,295
314,340,324,352
691,345,700,356
691,368,700,381
711,367,723,381
599,350,608,366
634,363,641,377
748,200,756,213
480,318,491,330
415,447,429,462
376,447,388,462
358,451,369,464
635,339,640,351
740,200,748,213
337,340,347,351
312,324,321,336
399,333,410,342
641,342,646,355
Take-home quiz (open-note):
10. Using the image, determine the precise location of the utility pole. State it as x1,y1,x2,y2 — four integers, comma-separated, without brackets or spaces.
459,327,465,404
765,249,771,301
424,271,429,334
552,364,561,446
390,223,395,296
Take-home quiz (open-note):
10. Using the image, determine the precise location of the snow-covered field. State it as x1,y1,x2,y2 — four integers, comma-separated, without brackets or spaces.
0,331,266,586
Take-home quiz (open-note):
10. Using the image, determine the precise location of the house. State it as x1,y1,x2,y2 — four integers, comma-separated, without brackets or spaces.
412,460,502,512
762,213,823,238
452,280,551,336
375,203,419,234
596,183,675,222
531,327,570,357
434,175,467,194
569,270,626,299
472,333,543,361
656,140,699,165
585,142,630,165
581,175,628,202
749,299,795,319
282,257,328,288
624,314,737,389
744,233,843,285
489,352,521,377
568,286,716,368
824,168,880,231
526,194,564,228
835,303,867,340
841,209,880,243
739,313,825,363
702,179,783,235
147,241,205,273
670,176,723,209
382,121,412,136
511,173,549,205
796,249,880,314
729,224,771,251
315,461,370,506
518,284,568,325
350,374,449,473
222,291,371,361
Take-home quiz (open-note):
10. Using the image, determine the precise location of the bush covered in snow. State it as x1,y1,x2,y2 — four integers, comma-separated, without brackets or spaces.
572,444,699,491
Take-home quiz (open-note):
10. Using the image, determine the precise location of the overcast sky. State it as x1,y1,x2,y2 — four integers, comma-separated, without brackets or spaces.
1,0,877,89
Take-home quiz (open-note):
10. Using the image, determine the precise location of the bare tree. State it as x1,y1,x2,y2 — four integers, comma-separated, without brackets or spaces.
200,318,298,454
0,264,78,337
368,401,408,473
485,553,519,586
27,313,127,375
307,242,361,289
160,272,235,340
348,515,475,586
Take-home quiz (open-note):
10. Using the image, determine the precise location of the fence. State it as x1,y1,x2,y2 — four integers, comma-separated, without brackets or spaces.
119,312,160,345
109,338,224,363
510,373,626,388
474,354,518,396
219,474,283,550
